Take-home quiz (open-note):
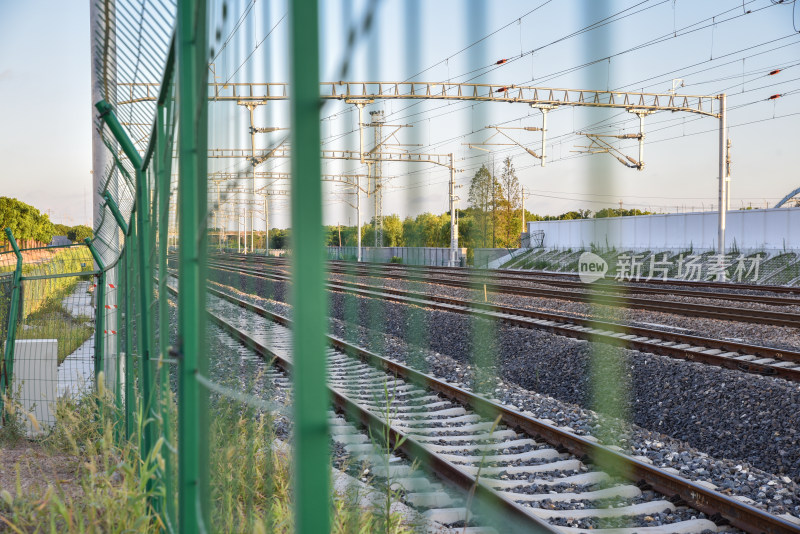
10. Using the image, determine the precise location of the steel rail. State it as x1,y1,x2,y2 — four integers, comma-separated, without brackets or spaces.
321,259,800,308
403,260,800,296
262,254,800,296
212,254,800,305
163,282,557,534
203,260,800,382
214,255,800,327
167,277,800,534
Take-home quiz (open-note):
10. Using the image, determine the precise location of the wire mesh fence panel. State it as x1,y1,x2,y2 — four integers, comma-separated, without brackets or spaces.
3,0,784,533
0,251,16,353
16,275,95,432
0,243,98,437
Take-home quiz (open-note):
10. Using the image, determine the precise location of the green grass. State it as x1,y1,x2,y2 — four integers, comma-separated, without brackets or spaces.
0,388,161,533
209,388,414,533
16,277,94,364
17,314,94,364
0,380,416,533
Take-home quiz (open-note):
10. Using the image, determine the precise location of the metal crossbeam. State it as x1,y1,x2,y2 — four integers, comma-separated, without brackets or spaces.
117,81,721,117
207,147,454,168
209,171,366,183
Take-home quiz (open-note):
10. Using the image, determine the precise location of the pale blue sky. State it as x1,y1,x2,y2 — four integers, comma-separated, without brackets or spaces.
0,1,91,225
0,1,798,228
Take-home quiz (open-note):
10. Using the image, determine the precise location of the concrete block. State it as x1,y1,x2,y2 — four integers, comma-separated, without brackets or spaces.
13,339,58,437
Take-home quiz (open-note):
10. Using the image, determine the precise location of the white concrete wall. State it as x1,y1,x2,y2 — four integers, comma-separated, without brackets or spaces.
327,247,466,266
13,339,57,437
527,207,800,252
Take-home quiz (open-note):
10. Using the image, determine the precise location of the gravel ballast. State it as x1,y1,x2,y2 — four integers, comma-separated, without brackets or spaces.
329,271,800,353
208,268,800,522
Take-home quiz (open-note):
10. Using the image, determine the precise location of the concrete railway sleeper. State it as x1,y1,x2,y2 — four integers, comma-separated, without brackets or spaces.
200,260,800,383
240,260,800,328
163,274,800,533
211,254,800,310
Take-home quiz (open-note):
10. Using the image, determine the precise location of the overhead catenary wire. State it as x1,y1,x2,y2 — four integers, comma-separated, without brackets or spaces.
196,1,797,226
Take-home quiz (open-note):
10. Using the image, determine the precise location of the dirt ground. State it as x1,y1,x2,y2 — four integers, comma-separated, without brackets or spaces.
0,441,82,499
20,249,58,265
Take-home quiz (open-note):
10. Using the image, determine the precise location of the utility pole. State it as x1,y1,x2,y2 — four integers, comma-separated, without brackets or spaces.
726,138,732,211
521,187,527,234
264,194,270,255
348,99,371,259
371,110,385,247
356,173,362,262
717,93,728,259
491,155,496,248
221,212,226,251
245,103,259,254
448,153,459,267
218,183,223,250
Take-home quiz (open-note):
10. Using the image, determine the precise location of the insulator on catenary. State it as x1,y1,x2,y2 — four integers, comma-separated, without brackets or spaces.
495,59,508,65
768,69,782,76
495,86,508,93
767,94,783,100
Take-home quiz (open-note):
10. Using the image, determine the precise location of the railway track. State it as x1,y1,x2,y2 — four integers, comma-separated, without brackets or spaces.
210,254,800,327
327,256,800,296
211,253,800,299
165,275,800,533
330,262,800,307
201,259,800,383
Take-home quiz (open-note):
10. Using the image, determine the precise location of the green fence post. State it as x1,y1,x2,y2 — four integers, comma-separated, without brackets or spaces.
289,2,331,533
157,101,177,531
135,165,158,507
96,101,144,170
102,191,129,434
0,228,23,420
124,220,135,440
176,0,209,530
95,100,157,497
84,238,106,396
102,191,129,235
115,248,125,438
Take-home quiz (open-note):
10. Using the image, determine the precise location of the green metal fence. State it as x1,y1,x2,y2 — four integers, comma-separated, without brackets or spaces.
0,240,104,432
5,1,753,532
84,0,334,531
81,1,562,531
0,0,556,531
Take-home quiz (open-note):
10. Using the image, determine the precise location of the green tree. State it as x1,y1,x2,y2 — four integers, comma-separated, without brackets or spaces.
594,208,651,218
67,225,93,242
0,196,56,245
382,214,404,246
268,228,290,249
497,156,521,247
53,223,71,236
467,165,502,247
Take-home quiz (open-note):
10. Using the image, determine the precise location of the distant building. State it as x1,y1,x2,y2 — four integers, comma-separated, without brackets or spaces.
49,236,72,247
